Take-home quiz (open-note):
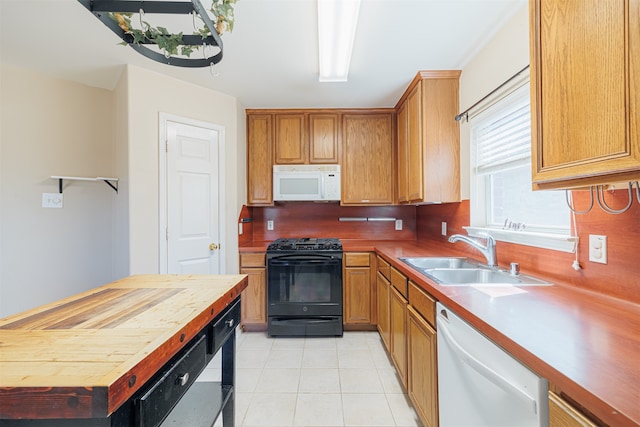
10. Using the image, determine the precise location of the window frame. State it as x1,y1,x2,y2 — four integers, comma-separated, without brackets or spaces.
468,77,577,253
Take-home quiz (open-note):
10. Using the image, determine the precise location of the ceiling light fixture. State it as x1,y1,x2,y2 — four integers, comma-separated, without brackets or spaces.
317,0,361,82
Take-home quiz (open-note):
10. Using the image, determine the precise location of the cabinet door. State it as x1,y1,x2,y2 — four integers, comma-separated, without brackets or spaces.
239,267,266,326
342,113,395,205
247,114,273,205
309,113,340,164
390,285,408,389
549,391,597,427
274,114,307,164
397,101,409,203
344,267,372,324
376,271,391,352
531,0,640,188
406,82,424,202
407,305,438,427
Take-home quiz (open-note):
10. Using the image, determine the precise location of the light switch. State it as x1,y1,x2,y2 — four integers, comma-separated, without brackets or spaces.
395,219,403,230
588,235,607,264
441,222,447,236
267,220,274,231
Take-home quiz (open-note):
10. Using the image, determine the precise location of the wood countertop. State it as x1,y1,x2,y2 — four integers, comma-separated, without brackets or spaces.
240,239,639,425
0,274,248,420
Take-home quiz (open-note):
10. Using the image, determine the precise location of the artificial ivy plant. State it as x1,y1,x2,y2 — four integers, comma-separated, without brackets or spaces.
109,0,237,58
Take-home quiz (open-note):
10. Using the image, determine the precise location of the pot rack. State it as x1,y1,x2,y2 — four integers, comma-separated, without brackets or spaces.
77,0,223,67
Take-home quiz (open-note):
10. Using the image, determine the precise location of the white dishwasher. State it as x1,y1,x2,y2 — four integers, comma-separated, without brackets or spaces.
436,303,548,427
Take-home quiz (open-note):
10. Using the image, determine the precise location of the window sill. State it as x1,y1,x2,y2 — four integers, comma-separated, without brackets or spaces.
464,226,577,253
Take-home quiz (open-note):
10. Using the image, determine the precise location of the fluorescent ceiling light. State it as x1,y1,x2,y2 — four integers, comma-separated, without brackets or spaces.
317,0,361,82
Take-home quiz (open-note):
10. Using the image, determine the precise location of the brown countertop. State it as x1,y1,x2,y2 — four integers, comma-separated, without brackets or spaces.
241,238,640,426
0,274,248,420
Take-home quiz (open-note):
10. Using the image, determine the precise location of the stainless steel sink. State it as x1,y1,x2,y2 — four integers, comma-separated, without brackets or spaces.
399,256,551,286
400,257,481,270
424,268,552,286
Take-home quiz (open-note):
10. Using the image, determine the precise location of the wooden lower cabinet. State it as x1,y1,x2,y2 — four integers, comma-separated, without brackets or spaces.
376,271,391,352
390,284,408,389
239,253,267,330
549,391,597,427
407,305,438,427
343,252,376,329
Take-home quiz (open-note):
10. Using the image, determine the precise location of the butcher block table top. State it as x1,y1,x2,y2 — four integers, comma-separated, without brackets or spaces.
0,274,248,420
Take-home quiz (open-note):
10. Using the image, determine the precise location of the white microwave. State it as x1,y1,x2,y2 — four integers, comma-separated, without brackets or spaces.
273,165,341,201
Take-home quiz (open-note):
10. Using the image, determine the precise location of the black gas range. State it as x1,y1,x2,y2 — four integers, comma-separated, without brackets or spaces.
266,238,343,337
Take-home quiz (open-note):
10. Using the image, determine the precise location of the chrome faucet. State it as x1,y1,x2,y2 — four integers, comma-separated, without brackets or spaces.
448,233,497,267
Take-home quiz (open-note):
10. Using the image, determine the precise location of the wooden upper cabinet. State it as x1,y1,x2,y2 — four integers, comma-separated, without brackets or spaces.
342,112,395,205
247,114,273,205
309,113,341,163
395,71,461,204
274,113,307,164
530,0,640,189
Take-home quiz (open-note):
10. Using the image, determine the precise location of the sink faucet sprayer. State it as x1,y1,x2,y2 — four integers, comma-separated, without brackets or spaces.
448,233,497,267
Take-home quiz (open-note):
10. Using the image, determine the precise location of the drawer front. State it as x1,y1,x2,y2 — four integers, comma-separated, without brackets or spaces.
377,256,390,279
345,252,371,267
390,266,408,298
212,298,241,354
137,335,207,427
408,281,436,327
240,252,266,267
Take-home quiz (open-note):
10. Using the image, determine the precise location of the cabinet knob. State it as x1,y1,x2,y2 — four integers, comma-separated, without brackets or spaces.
176,373,189,387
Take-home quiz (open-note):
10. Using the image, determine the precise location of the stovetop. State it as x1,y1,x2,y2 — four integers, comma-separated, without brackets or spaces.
267,238,342,252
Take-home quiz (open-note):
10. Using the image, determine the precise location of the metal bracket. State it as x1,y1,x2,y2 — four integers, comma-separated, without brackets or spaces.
51,176,119,194
77,0,223,67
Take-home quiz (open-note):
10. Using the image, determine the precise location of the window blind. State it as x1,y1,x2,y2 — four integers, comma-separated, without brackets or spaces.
473,84,530,175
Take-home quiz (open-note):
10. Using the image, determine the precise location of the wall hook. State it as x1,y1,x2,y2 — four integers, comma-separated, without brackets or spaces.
595,183,632,215
565,188,593,215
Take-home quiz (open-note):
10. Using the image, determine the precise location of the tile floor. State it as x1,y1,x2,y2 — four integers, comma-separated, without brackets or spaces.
200,330,423,427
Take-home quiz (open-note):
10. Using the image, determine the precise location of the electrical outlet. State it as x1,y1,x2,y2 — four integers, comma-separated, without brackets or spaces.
238,223,243,235
588,234,607,264
395,219,403,230
267,220,274,231
42,193,63,208
441,222,447,236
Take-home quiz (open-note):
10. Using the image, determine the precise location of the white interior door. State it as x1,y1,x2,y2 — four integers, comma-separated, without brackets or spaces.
161,116,224,274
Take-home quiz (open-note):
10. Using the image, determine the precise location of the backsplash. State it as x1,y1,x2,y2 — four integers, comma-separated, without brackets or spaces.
242,203,417,242
416,190,640,304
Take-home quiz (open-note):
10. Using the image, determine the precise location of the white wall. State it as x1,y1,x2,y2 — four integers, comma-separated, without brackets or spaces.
458,4,529,199
0,65,117,317
124,65,243,275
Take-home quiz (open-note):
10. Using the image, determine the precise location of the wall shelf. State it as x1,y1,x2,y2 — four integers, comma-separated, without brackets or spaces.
51,176,119,194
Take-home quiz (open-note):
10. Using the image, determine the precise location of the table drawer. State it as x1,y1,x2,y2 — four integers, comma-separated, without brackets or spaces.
211,298,240,354
136,335,207,427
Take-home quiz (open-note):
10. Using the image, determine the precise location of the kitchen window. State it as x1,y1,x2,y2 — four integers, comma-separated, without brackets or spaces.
468,81,576,252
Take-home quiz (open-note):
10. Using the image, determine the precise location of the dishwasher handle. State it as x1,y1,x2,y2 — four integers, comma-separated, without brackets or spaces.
438,313,538,415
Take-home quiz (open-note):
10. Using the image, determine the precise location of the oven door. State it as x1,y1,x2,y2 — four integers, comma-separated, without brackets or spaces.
267,254,342,317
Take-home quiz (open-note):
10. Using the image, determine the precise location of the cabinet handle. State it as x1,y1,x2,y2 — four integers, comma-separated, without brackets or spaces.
176,373,189,387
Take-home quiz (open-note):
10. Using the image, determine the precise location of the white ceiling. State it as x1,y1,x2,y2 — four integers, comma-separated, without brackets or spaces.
0,0,526,109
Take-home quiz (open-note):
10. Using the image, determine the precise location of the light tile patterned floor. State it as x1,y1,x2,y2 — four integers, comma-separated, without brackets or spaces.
202,330,423,427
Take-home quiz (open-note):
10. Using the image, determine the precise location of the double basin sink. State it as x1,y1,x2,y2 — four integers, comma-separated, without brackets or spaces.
399,257,552,286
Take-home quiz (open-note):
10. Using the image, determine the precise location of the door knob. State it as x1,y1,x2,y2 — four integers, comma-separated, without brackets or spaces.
209,243,219,250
